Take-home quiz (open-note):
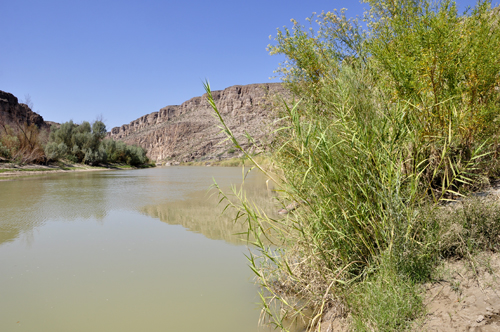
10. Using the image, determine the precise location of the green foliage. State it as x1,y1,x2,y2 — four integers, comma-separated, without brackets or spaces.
100,139,148,166
44,142,67,160
436,198,500,258
348,256,423,332
83,146,107,165
270,0,500,195
49,121,75,149
46,121,149,166
125,145,148,166
92,121,106,140
47,120,101,163
365,1,500,190
0,125,20,160
209,1,500,330
0,141,10,159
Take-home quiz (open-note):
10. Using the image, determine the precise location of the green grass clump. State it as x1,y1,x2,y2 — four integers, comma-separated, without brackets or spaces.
348,257,424,332
206,1,500,331
436,198,500,258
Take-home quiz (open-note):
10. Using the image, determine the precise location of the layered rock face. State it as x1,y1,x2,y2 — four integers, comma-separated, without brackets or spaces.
0,90,51,130
109,83,286,163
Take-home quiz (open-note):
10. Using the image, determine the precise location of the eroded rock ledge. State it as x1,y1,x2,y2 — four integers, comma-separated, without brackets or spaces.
108,83,286,163
0,90,52,130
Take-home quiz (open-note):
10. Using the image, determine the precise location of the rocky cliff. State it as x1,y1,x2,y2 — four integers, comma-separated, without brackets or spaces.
0,90,51,131
109,83,286,163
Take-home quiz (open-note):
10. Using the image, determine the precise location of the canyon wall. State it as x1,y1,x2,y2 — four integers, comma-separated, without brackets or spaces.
108,83,286,163
0,90,52,130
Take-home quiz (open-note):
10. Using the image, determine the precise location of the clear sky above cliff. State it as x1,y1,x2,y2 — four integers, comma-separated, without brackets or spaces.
1,0,490,129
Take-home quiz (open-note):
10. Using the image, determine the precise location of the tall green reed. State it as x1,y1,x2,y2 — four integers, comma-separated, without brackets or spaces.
206,1,500,330
205,64,436,330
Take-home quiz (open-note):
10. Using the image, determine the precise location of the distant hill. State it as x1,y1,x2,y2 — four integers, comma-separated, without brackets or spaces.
108,83,286,163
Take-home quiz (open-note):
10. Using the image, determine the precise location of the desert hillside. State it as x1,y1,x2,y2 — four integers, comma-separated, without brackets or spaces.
108,83,285,163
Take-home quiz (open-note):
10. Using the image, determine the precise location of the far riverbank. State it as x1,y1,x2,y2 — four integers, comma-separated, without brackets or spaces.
0,161,153,180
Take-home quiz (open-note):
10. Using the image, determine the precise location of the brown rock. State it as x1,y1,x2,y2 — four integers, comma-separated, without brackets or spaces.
0,90,52,131
108,83,287,162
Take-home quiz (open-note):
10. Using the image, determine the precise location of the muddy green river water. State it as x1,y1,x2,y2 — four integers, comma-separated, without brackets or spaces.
0,167,281,332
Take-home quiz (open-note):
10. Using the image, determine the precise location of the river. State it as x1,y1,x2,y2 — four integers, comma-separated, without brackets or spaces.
0,166,281,332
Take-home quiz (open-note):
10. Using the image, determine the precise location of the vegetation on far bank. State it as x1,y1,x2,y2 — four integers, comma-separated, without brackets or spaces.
208,0,500,331
180,155,272,167
0,117,151,167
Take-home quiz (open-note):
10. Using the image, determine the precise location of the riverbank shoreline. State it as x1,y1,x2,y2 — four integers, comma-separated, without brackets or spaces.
156,155,272,168
0,162,148,180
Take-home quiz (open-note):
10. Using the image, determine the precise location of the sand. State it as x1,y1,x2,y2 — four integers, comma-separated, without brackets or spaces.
318,252,500,331
418,252,500,331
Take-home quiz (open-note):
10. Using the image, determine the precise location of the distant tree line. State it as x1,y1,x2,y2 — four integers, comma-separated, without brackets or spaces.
0,118,149,166
44,120,149,166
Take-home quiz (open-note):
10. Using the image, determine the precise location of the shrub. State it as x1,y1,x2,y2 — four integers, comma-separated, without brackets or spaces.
100,139,148,166
208,0,500,330
125,145,148,166
45,120,140,165
82,147,106,166
0,121,45,164
44,142,68,161
0,141,11,159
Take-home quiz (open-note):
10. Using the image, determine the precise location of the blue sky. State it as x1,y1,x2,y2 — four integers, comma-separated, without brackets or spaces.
1,0,489,130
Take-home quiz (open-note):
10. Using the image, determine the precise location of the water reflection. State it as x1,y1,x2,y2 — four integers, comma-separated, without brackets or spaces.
0,172,111,246
140,175,277,245
0,167,286,332
0,178,49,245
0,167,277,246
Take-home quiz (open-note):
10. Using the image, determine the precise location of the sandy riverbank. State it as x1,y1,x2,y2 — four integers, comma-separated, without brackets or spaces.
319,251,500,332
318,185,500,331
0,162,130,180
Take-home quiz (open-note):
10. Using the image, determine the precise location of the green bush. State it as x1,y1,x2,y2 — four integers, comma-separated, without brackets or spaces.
45,120,147,166
125,145,148,166
47,120,100,163
44,142,68,160
100,139,148,166
0,141,10,159
208,0,500,330
83,146,107,166
0,124,18,159
348,256,424,332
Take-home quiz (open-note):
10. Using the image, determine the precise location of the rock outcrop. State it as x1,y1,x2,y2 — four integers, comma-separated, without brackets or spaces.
0,90,51,131
109,83,286,163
